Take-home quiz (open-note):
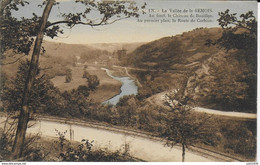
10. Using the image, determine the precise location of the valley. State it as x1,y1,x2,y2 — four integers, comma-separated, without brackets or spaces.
1,27,257,161
0,0,257,162
2,27,255,112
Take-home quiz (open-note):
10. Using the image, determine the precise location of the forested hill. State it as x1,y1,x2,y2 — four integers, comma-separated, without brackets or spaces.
123,28,222,70
1,41,109,78
2,41,143,79
122,27,256,113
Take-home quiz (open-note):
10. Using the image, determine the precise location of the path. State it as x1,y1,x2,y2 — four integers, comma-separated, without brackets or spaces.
112,65,142,87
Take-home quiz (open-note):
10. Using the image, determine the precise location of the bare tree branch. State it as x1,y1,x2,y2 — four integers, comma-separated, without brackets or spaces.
1,55,26,65
46,16,130,28
40,66,53,70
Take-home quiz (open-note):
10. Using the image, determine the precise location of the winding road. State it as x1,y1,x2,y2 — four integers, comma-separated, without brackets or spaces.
112,65,256,119
112,65,143,87
0,114,241,162
147,91,257,119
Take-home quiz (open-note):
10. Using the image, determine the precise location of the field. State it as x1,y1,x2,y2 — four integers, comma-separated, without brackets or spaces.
50,63,122,103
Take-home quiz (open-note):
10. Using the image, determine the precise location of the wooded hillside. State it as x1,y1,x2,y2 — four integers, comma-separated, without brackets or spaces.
121,27,256,112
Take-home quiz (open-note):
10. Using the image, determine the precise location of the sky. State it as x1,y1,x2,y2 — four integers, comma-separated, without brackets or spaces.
12,0,258,44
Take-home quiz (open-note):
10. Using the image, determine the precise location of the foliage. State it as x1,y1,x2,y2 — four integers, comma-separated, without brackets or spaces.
1,87,252,160
87,75,99,91
1,0,145,159
122,28,221,103
1,60,63,114
161,90,216,162
116,49,127,61
55,129,68,152
215,10,256,50
79,49,110,64
38,90,255,160
203,10,257,112
1,60,95,117
206,51,255,112
0,0,63,59
0,129,11,160
77,85,90,97
79,94,256,160
205,10,256,72
22,134,46,161
0,72,8,99
0,0,144,58
59,140,134,161
82,71,99,90
1,0,34,56
0,123,14,159
219,121,256,157
124,10,257,113
54,129,134,162
128,39,185,70
125,27,218,70
82,71,89,78
209,116,256,159
0,114,46,161
65,69,72,83
116,95,139,126
61,89,91,117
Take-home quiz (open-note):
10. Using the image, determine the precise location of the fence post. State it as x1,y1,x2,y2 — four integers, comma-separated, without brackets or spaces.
70,124,74,141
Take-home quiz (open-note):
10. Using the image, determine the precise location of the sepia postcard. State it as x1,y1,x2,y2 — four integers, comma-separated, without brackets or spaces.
0,0,258,163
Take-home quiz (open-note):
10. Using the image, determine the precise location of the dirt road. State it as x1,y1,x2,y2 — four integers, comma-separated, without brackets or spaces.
0,115,240,162
146,91,256,119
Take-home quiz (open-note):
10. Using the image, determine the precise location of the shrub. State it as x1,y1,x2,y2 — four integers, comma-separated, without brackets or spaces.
65,70,72,83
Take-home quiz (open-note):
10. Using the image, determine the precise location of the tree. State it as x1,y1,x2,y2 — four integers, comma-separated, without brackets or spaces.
82,71,99,90
82,70,90,78
9,1,55,159
116,95,138,127
206,9,256,50
0,0,33,58
1,0,144,159
86,74,99,90
2,60,67,116
116,48,126,61
206,52,254,111
205,10,257,112
162,90,215,162
64,69,72,83
205,9,256,71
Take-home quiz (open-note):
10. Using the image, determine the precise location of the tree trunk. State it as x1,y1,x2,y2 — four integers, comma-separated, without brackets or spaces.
182,144,185,162
11,0,55,159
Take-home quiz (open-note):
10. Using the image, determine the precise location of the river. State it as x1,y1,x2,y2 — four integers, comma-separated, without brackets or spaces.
101,68,138,105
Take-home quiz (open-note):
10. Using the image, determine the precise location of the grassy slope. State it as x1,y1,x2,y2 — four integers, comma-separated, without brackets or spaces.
50,66,87,92
87,66,122,103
